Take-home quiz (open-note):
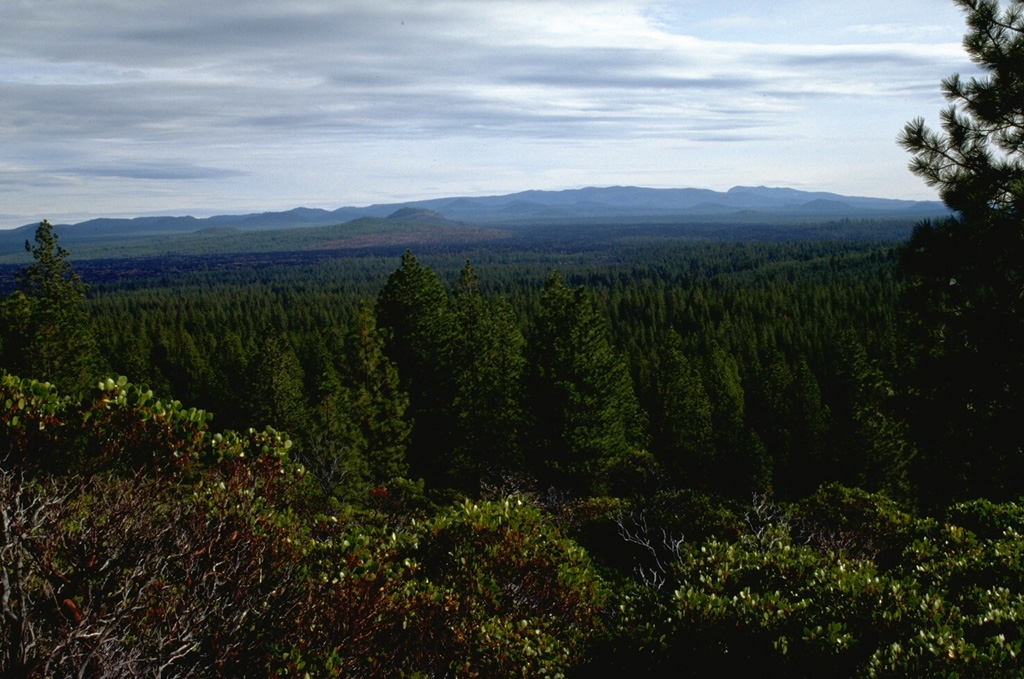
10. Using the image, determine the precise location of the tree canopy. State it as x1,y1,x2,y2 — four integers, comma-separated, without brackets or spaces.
0,220,101,393
900,0,1024,219
898,0,1024,505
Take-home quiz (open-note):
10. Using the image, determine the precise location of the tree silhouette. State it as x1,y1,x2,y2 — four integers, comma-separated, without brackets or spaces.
898,0,1024,504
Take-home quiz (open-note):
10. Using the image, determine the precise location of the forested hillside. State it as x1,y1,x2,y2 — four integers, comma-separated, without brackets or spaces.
2,1,1024,676
72,238,905,502
3,221,1024,678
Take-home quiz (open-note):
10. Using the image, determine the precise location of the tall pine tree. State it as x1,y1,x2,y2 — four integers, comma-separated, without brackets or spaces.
375,251,454,484
898,0,1024,504
446,261,527,489
339,305,411,486
246,333,308,437
528,273,647,492
652,332,714,488
0,220,102,393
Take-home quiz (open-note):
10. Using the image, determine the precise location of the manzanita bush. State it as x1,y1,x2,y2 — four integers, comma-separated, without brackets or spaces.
597,486,1024,679
0,374,609,679
6,373,1024,678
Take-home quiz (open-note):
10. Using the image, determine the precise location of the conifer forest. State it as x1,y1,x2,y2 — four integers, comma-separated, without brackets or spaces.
3,1,1024,677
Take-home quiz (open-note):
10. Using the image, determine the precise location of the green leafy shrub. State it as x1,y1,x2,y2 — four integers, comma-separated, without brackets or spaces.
408,498,608,679
0,373,71,472
600,493,1024,678
792,483,922,568
945,499,1024,541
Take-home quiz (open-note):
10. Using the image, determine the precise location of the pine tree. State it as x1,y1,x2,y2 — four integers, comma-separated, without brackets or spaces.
247,334,309,437
375,251,454,483
528,273,647,491
898,0,1024,504
652,332,714,487
339,305,411,486
0,220,102,392
782,356,830,498
375,251,453,393
446,261,527,488
831,333,913,498
298,330,366,499
700,342,768,497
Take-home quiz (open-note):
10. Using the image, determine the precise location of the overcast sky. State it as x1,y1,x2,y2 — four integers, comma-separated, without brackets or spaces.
0,1,975,228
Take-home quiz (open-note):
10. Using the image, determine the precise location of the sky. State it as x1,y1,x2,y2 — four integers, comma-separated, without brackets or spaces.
0,0,976,228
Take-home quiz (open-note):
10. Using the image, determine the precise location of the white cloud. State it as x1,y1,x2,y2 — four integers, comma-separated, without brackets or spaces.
0,0,975,226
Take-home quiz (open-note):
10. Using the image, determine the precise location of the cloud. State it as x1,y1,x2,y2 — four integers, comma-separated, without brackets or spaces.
0,0,974,224
1,2,963,130
60,162,245,181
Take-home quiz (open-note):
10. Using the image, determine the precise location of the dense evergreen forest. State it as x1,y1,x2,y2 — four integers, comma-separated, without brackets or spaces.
2,219,1019,679
3,2,1024,676
75,237,906,502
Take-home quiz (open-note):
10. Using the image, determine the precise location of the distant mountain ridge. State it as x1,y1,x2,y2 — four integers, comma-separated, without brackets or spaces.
0,185,946,258
8,185,945,231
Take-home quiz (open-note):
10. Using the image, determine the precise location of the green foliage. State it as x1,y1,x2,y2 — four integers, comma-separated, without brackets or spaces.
829,333,913,498
1,374,612,679
702,342,769,496
79,239,908,503
337,305,411,485
375,250,453,396
529,273,648,491
246,334,309,436
11,35,1024,667
637,488,744,544
667,534,882,676
0,374,313,678
408,498,608,678
373,256,530,491
651,332,714,487
944,498,1024,541
1,372,214,477
445,261,528,488
1,371,308,485
0,221,102,393
899,0,1024,218
280,519,425,678
375,251,456,483
792,483,920,567
296,306,412,503
0,373,71,472
597,488,1024,678
877,523,1024,678
898,0,1024,507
